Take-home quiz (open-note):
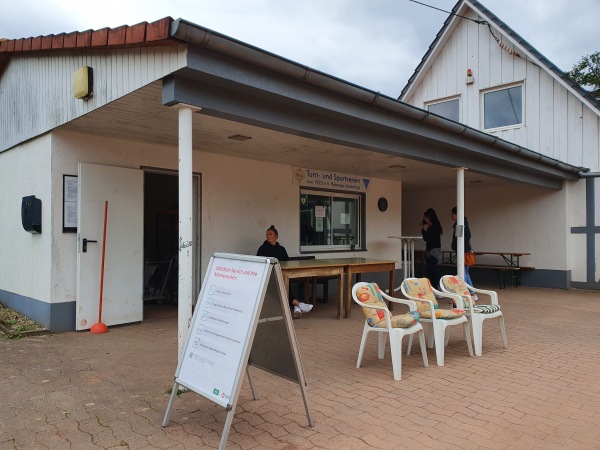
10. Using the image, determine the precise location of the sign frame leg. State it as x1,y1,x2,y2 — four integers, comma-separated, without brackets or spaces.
162,381,180,427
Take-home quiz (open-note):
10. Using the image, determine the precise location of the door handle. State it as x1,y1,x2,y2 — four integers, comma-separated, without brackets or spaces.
82,238,98,253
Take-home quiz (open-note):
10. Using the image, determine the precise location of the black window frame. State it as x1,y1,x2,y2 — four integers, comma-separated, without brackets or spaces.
299,187,366,253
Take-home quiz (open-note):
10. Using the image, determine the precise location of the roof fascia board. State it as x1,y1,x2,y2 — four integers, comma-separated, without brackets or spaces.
174,31,583,180
465,0,599,114
163,72,571,189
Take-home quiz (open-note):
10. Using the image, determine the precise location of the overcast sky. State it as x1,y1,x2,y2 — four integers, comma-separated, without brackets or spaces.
1,0,598,97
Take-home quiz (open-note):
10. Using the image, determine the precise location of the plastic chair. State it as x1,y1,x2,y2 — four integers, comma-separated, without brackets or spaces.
352,282,429,380
400,278,473,366
439,275,508,356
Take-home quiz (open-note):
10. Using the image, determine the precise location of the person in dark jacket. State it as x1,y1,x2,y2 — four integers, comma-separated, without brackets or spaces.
451,207,477,299
257,225,313,318
419,208,443,288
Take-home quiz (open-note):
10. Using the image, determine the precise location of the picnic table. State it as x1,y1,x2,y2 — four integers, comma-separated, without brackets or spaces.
441,250,533,288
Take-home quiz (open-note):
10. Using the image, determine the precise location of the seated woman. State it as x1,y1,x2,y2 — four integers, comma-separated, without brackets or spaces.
257,225,313,318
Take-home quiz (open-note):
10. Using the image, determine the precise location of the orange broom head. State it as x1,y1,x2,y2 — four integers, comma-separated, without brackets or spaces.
90,322,109,334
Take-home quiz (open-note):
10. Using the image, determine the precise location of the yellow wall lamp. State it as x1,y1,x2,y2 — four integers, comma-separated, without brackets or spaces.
73,66,94,100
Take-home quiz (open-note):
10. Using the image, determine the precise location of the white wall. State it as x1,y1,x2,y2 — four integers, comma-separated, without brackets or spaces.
198,151,403,263
565,180,587,282
402,182,568,272
48,130,404,306
0,45,186,152
404,8,600,173
0,135,53,301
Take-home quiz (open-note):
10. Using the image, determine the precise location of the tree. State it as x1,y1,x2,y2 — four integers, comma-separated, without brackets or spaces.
565,52,600,98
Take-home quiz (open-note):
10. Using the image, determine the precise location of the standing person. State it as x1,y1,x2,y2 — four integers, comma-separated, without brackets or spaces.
256,225,313,318
419,208,443,288
451,207,477,300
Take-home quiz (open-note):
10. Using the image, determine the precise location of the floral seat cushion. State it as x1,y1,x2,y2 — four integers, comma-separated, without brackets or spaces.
403,278,465,319
355,282,420,328
441,276,501,314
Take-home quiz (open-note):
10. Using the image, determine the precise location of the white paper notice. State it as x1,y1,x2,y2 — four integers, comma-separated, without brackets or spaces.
177,256,269,408
315,205,326,218
315,217,323,232
63,176,78,228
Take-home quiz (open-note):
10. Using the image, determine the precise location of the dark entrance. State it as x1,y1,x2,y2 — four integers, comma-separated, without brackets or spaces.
143,172,179,318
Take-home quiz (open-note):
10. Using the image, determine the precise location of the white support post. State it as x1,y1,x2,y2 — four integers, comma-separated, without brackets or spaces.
177,105,197,360
457,168,465,279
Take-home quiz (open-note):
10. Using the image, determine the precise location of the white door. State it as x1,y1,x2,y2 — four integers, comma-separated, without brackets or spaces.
76,163,144,330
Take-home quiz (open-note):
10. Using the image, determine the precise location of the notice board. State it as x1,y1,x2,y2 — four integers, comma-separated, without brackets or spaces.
163,252,313,450
174,253,271,408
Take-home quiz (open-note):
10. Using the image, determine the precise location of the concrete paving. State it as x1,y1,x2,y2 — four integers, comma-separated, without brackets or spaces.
1,286,599,449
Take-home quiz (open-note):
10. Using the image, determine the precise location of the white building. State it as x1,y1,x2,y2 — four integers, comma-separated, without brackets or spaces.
0,13,591,332
399,0,600,291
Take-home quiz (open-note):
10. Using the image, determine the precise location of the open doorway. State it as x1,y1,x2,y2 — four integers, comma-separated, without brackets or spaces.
144,172,179,321
143,172,179,320
143,170,201,321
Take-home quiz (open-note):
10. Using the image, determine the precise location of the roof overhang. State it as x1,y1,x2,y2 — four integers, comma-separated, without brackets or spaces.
161,19,582,189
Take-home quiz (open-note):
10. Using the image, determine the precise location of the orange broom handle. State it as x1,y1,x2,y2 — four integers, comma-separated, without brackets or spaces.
98,201,108,323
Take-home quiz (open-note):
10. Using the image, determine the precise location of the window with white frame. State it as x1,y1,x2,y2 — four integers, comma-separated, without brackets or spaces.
300,189,363,251
427,98,460,122
483,84,523,130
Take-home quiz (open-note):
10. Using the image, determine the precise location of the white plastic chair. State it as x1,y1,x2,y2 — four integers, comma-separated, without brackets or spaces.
439,275,508,356
352,282,429,380
400,277,473,366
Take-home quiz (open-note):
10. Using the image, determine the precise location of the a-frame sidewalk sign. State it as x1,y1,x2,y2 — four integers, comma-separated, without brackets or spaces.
162,253,314,449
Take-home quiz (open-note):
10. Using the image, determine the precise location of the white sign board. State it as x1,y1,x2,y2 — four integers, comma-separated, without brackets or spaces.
175,254,270,408
163,253,313,449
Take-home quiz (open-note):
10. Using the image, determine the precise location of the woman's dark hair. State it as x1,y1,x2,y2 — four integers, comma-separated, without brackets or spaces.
424,208,443,234
451,206,457,215
267,225,278,236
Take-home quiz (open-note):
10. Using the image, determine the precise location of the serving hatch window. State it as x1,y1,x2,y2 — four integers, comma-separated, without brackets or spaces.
300,189,364,252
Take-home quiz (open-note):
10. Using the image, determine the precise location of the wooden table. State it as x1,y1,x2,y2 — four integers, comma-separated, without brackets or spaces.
279,259,346,319
279,258,396,319
333,258,396,318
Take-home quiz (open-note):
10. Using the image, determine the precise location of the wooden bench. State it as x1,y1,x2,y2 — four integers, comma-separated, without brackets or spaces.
439,263,534,288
